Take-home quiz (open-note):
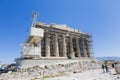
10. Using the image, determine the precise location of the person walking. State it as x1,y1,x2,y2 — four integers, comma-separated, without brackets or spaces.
101,64,105,73
112,64,114,68
104,64,109,73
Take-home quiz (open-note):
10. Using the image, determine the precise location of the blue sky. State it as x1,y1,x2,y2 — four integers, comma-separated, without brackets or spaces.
0,0,120,64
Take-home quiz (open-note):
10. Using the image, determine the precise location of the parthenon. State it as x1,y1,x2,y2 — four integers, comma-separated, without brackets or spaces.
20,22,92,60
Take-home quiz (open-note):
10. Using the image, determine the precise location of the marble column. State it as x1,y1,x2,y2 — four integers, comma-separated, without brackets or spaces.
70,36,75,58
62,35,67,57
86,40,91,57
76,38,81,57
54,34,59,57
82,39,87,57
45,33,50,57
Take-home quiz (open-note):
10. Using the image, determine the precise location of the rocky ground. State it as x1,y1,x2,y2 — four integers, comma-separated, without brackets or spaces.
0,61,119,80
0,69,119,80
44,69,120,80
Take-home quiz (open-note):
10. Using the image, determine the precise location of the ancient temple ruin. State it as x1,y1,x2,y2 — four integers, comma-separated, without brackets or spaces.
20,22,92,60
15,13,93,68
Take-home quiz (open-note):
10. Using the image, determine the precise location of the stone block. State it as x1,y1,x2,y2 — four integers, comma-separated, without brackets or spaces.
30,27,44,37
115,64,120,74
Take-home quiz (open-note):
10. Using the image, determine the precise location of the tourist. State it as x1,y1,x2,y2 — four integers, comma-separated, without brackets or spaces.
104,64,109,73
101,64,105,73
112,64,114,68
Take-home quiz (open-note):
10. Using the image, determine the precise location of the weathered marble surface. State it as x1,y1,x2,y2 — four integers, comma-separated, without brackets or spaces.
115,64,120,74
16,58,97,69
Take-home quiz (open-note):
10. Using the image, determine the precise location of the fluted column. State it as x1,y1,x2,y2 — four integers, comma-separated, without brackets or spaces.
62,35,67,57
54,34,59,57
82,39,87,57
76,38,81,57
70,36,75,59
86,40,91,57
45,33,50,57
